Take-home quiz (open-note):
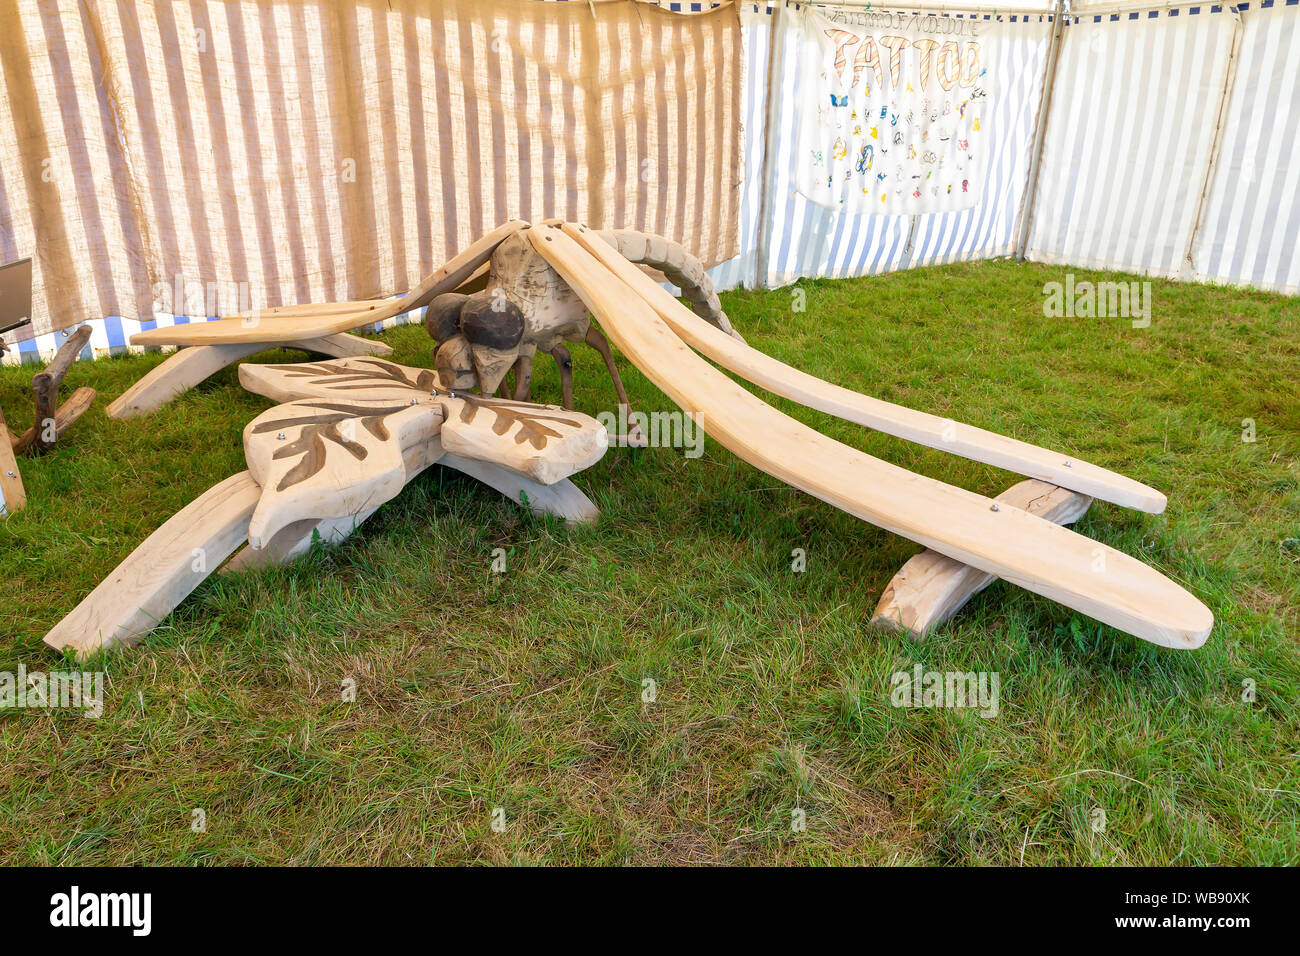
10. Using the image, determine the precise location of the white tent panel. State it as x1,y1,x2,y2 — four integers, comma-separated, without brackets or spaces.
908,15,1053,266
1191,3,1300,294
1026,7,1236,277
762,4,911,287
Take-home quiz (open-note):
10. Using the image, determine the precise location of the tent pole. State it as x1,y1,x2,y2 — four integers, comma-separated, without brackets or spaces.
1182,4,1244,277
1014,0,1067,260
754,1,789,289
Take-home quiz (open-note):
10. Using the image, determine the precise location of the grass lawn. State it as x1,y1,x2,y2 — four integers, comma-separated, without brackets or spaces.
1,259,1296,865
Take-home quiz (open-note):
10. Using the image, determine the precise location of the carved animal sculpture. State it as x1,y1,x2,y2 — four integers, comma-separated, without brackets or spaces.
424,227,739,420
46,221,1214,660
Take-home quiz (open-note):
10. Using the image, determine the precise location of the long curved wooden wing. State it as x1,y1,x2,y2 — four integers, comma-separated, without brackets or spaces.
566,224,1165,515
531,224,1211,649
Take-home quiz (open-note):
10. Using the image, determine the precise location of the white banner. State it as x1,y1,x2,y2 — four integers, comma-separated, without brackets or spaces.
793,8,996,215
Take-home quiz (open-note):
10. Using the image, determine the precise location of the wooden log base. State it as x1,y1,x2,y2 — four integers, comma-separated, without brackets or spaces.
872,480,1093,639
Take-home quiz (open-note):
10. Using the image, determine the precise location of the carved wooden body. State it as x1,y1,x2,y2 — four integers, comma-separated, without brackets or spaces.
424,224,739,418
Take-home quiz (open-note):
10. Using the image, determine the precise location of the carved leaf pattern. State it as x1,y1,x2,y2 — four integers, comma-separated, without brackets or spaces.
456,395,584,450
239,357,606,547
249,400,409,491
251,357,587,457
258,358,439,400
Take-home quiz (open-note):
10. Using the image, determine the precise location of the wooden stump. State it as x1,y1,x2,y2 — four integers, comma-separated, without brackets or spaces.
872,479,1092,639
10,325,97,455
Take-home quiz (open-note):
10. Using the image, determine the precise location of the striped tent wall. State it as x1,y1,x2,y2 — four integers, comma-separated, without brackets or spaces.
1025,4,1237,277
706,3,772,291
1191,1,1300,293
2,0,743,362
761,4,907,286
5,1,1299,368
1025,1,1300,294
756,5,1054,288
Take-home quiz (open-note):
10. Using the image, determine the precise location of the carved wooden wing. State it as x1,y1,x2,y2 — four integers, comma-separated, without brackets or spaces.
238,357,608,548
243,398,436,549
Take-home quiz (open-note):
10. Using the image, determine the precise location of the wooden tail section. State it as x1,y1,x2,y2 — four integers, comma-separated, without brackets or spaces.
530,224,1211,649
567,224,1165,514
43,472,262,658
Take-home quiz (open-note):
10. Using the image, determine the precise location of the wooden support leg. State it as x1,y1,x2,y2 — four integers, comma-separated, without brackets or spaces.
584,325,646,447
549,344,574,410
223,509,380,573
107,333,393,419
440,452,599,525
511,353,533,402
872,479,1093,639
107,343,267,419
293,332,393,359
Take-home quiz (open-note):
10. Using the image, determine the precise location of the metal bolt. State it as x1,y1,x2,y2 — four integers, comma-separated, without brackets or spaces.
1064,460,1072,467
410,398,418,405
277,432,286,440
990,503,999,512
5,471,13,478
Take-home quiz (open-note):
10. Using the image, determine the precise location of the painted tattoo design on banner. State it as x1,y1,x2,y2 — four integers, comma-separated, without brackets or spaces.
794,9,991,214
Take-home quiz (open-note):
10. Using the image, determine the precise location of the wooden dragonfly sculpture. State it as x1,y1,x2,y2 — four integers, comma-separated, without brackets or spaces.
45,354,608,657
46,221,1212,659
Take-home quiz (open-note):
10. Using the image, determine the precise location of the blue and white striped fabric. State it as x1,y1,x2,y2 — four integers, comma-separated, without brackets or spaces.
1026,4,1236,278
1191,1,1300,293
1,0,743,363
1028,1,1300,294
6,0,1299,368
707,5,773,290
